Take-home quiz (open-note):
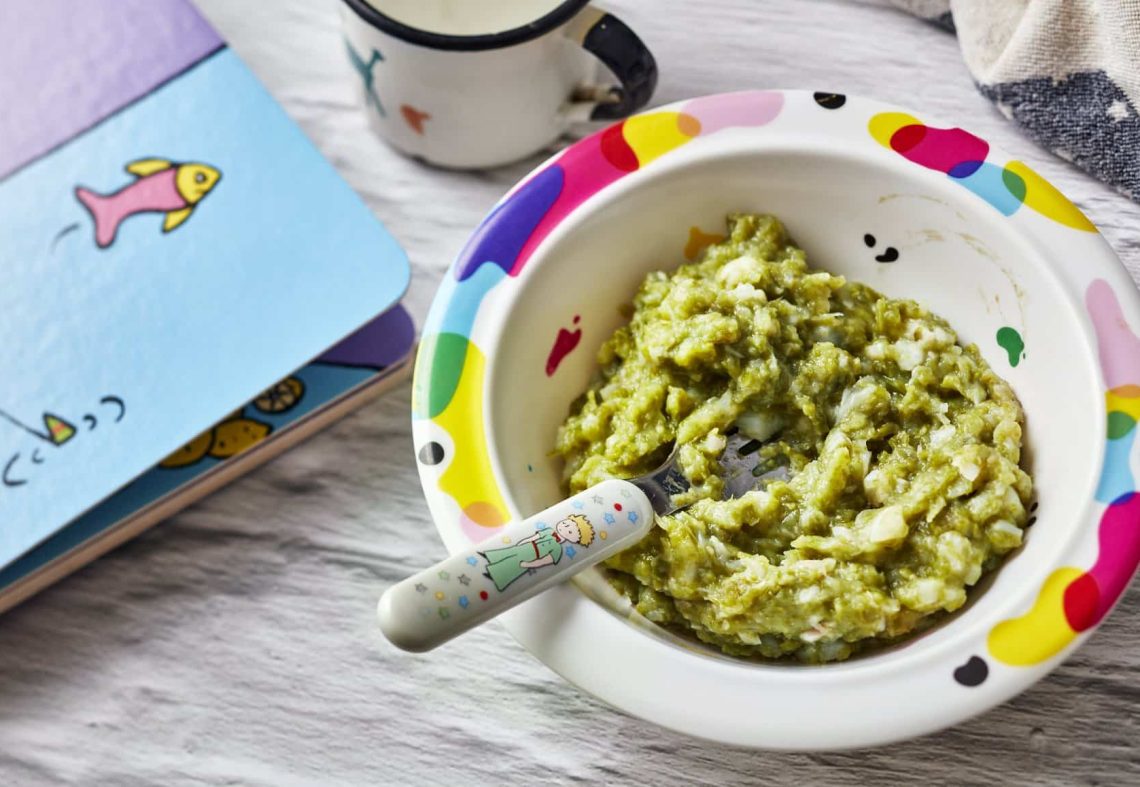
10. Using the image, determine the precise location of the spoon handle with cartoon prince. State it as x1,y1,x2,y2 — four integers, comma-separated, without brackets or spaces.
378,478,654,652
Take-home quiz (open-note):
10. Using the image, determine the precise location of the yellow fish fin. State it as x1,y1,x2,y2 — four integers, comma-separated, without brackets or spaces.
125,158,174,177
163,207,194,233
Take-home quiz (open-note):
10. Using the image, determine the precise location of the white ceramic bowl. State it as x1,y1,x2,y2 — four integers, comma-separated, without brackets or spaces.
411,90,1140,749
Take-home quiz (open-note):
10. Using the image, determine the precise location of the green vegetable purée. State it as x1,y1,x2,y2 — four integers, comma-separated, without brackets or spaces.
555,214,1032,663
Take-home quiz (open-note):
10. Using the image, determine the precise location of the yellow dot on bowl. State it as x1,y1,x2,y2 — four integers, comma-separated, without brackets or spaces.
868,111,921,148
600,531,608,540
1107,389,1140,420
435,591,445,601
502,536,511,544
987,566,1082,666
623,112,697,166
1004,160,1096,232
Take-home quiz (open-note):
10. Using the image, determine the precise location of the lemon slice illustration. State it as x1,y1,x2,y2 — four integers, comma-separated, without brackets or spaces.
253,377,305,414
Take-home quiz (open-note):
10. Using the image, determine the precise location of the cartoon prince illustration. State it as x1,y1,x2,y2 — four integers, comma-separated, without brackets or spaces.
480,515,594,592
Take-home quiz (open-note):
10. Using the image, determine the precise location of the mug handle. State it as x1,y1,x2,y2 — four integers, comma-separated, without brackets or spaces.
564,6,658,121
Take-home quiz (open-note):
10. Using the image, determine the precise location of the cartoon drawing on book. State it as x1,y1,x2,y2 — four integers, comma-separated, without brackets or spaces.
74,158,221,248
479,515,595,592
0,395,126,488
160,410,272,469
253,377,305,414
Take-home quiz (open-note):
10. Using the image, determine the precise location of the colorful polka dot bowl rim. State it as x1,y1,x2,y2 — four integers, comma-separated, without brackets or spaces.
411,90,1139,749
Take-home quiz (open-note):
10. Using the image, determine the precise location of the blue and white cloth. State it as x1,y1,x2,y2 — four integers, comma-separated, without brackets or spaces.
894,0,1140,201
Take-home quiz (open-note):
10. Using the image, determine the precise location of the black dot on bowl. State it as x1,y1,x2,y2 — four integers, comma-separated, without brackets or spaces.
418,441,445,466
864,233,876,247
953,655,989,687
1030,501,1039,513
875,247,900,263
814,92,847,110
1027,516,1038,527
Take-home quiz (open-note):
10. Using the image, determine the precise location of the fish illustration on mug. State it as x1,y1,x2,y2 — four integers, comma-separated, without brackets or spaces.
74,158,222,248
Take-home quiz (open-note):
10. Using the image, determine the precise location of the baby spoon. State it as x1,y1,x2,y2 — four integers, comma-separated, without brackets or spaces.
378,429,781,651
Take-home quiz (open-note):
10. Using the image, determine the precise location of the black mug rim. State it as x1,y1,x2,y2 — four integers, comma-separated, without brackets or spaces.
341,0,593,52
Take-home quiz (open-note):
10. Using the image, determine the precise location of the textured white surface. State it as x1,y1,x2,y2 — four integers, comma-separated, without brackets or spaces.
1,0,1138,784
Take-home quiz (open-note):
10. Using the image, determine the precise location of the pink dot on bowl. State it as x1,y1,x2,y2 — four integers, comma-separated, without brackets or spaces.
680,90,784,136
889,123,926,153
1062,572,1099,632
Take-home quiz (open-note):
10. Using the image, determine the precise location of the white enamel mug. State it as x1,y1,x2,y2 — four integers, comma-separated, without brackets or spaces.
338,0,657,168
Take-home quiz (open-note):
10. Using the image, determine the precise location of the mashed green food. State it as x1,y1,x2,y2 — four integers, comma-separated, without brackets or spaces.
555,214,1032,663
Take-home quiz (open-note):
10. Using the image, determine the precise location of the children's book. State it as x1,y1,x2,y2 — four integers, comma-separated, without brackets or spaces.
0,0,414,603
0,307,415,612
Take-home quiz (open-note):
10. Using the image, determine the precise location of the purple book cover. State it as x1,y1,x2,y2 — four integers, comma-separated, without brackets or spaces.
0,0,223,179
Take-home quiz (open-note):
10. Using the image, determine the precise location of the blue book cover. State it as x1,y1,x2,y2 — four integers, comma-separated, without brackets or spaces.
0,307,415,608
0,0,411,569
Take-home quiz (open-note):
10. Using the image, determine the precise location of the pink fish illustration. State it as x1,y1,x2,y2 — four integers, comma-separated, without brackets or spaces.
75,158,222,248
